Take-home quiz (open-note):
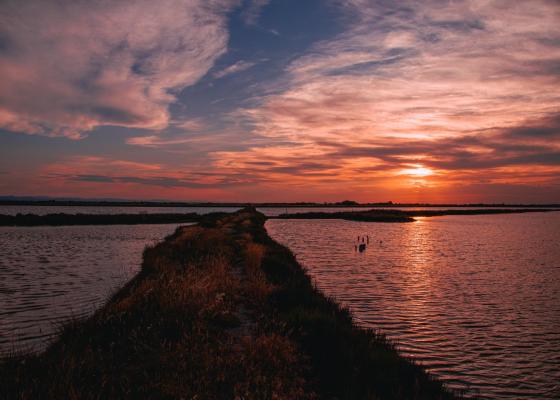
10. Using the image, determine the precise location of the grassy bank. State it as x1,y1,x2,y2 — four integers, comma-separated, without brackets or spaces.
275,208,560,222
0,212,208,226
1,208,457,399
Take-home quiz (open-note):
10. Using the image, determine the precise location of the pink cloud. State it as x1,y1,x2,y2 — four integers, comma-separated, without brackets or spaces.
0,0,238,138
38,155,258,195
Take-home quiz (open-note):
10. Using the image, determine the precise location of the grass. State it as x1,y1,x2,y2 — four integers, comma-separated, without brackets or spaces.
1,208,460,399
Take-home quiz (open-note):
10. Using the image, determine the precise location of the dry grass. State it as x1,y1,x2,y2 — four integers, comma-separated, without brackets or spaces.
244,242,273,305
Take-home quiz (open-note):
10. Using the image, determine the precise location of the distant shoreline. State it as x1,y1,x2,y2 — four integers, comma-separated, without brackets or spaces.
1,208,558,226
1,199,559,208
273,208,560,223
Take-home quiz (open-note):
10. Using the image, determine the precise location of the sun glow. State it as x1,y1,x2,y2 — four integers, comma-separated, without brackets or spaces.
399,166,434,177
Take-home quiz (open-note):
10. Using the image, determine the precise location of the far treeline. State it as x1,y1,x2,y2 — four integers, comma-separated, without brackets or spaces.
1,199,559,208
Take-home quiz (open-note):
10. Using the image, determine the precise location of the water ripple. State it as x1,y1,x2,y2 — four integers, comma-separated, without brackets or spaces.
266,213,560,399
0,224,184,355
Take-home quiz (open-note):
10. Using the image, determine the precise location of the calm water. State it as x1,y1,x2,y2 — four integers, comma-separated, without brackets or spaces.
0,205,427,216
0,205,240,216
0,205,549,217
0,223,186,355
266,213,560,399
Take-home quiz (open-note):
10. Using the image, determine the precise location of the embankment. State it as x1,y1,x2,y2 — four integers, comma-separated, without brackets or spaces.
275,208,560,222
1,208,457,399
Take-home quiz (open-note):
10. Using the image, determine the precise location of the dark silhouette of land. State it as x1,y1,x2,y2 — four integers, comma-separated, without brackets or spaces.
1,198,559,208
1,208,459,399
274,208,560,222
1,207,558,226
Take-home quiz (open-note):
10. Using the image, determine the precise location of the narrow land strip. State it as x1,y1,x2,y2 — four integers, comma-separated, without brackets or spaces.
274,208,560,222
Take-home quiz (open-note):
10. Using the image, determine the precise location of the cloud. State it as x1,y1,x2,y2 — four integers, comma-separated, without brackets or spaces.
0,0,238,138
213,60,258,79
125,125,251,149
215,0,560,198
42,155,257,191
4,0,559,202
73,174,239,189
125,135,192,147
504,114,560,138
173,118,206,131
211,112,560,186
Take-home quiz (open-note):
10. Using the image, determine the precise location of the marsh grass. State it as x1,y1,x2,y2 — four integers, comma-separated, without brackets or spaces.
244,242,273,305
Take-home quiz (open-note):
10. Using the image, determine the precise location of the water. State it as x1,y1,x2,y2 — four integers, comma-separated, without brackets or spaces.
0,205,240,216
0,205,551,217
0,205,353,216
0,223,187,355
266,213,560,399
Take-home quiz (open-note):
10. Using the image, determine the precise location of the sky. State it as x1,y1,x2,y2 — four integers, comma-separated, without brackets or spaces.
1,0,559,203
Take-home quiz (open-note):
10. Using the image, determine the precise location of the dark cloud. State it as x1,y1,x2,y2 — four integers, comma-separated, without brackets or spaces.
503,114,560,138
74,175,116,183
243,161,277,166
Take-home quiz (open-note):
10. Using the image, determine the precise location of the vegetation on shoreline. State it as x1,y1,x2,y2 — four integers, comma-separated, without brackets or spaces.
3,207,557,227
1,198,559,208
277,210,416,222
275,208,560,222
1,208,458,399
0,212,209,226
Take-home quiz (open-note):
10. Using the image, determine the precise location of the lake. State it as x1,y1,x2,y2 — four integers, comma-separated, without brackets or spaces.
0,205,241,216
1,207,558,398
266,212,560,399
0,205,549,217
0,223,186,355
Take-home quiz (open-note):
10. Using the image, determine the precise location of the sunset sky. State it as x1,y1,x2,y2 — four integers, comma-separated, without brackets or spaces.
1,0,559,203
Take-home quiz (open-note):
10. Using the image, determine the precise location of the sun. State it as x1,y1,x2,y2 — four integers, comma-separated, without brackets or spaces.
399,165,434,177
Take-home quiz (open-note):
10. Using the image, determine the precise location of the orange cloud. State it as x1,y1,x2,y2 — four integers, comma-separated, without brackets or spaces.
211,0,560,201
